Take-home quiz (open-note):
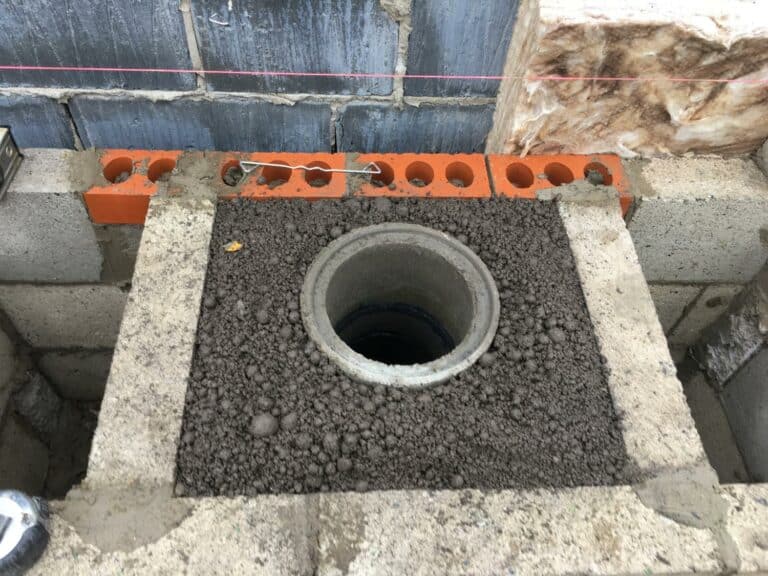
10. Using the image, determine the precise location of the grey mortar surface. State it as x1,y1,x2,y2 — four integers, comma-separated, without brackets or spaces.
176,198,628,496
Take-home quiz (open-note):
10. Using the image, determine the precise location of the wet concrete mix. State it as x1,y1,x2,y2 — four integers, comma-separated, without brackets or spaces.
176,197,628,496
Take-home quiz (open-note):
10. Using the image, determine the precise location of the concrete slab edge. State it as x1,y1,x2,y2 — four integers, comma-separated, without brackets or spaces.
35,483,768,575
557,192,708,475
85,195,215,486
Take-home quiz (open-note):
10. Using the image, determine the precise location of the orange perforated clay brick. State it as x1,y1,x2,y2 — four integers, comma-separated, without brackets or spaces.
84,150,181,224
217,153,346,199
350,154,491,198
487,154,632,215
84,150,632,224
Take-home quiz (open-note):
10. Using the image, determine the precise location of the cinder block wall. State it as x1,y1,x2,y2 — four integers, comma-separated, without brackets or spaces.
0,150,136,413
0,0,520,153
624,156,768,362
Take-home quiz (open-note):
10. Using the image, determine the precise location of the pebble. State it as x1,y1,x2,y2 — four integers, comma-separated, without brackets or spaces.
250,413,279,437
479,352,496,367
548,327,567,343
281,412,298,431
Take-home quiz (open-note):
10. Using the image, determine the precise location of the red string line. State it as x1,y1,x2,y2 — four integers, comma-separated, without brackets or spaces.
0,64,766,85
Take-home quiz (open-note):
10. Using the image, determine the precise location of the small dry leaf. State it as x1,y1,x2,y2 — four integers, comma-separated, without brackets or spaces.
224,240,243,253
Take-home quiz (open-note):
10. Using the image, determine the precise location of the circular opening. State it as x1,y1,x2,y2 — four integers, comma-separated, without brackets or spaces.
304,161,332,188
370,161,395,188
261,161,292,189
405,161,434,187
544,162,574,186
583,162,613,186
445,162,474,188
147,158,176,183
103,157,133,184
506,162,534,188
301,224,500,388
221,160,244,187
330,243,471,365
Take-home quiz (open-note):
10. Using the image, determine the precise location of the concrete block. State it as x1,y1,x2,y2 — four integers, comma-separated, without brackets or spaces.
94,225,144,285
31,494,315,575
682,372,749,483
0,413,48,493
559,196,707,473
721,347,768,481
12,371,63,441
648,284,700,333
70,96,332,152
318,488,721,575
38,350,112,402
337,103,495,153
87,197,214,487
626,156,768,283
191,0,397,95
694,266,768,387
0,285,126,348
0,326,15,418
721,484,768,573
0,95,74,148
757,139,768,176
755,140,768,176
405,0,519,97
0,150,103,283
669,284,743,346
0,0,193,90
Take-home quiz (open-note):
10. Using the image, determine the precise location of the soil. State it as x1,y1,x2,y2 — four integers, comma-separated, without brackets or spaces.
176,198,628,496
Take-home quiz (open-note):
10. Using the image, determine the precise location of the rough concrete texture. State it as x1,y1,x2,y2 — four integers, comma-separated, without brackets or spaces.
721,484,768,573
0,326,14,412
318,487,721,575
558,193,707,475
179,199,626,495
12,370,63,441
0,94,74,148
693,268,768,388
0,413,48,493
648,284,701,334
337,103,495,153
486,0,768,156
0,0,193,90
626,156,768,283
191,0,397,95
722,347,768,482
37,350,112,402
87,197,214,487
757,139,768,176
1,149,103,282
0,285,126,348
94,225,144,285
682,372,749,483
406,0,519,97
30,494,315,575
669,285,743,346
70,96,332,152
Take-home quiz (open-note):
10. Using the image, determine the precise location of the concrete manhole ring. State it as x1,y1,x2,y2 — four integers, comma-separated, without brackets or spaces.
301,223,500,388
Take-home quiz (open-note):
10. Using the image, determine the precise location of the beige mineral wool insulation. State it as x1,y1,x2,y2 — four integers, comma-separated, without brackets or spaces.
487,0,768,157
